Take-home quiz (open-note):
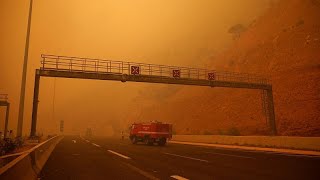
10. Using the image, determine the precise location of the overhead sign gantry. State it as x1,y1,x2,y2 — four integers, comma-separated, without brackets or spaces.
30,54,276,137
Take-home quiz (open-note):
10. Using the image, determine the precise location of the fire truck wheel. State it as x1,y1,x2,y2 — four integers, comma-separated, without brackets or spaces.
146,138,154,146
158,138,166,146
131,136,137,144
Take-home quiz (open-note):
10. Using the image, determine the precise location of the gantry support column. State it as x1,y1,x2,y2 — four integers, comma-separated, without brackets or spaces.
30,69,40,137
266,88,277,135
4,103,10,138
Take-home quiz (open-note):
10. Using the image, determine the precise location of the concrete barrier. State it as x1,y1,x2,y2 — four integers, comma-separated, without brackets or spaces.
171,135,320,151
0,136,63,180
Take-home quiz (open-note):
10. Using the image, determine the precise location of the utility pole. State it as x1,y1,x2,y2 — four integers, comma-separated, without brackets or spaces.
17,0,34,137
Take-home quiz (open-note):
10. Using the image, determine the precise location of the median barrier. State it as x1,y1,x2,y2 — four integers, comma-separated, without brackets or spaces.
0,135,63,180
171,135,320,151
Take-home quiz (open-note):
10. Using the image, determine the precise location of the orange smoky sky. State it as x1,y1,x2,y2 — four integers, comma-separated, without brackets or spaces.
0,0,273,136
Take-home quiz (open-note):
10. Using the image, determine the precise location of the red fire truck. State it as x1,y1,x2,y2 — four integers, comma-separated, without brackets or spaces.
129,121,172,146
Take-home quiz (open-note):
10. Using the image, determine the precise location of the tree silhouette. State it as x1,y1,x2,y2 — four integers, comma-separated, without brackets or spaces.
228,24,246,40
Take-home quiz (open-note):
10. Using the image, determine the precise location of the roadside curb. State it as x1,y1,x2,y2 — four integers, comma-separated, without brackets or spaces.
169,141,320,157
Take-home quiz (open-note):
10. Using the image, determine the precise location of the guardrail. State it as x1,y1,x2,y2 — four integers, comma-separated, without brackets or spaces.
0,94,8,101
0,136,63,180
41,54,270,85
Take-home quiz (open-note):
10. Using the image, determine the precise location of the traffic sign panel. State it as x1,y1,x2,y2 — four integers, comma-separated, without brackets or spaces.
131,66,140,75
208,72,215,80
173,70,180,78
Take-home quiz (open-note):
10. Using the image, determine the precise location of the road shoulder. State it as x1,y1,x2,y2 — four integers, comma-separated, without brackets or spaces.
169,140,320,157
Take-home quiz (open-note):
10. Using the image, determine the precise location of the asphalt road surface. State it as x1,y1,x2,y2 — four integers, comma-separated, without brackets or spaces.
40,136,320,180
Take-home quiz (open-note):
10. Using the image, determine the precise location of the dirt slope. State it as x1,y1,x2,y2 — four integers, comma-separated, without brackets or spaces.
125,0,320,136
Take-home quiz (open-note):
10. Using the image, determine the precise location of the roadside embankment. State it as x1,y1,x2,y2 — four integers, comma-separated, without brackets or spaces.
171,135,320,151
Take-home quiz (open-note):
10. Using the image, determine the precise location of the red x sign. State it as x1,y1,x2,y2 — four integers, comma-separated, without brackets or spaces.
173,70,180,78
208,72,215,80
131,66,140,75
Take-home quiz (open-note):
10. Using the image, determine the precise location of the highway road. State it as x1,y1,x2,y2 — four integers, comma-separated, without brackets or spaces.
40,136,320,180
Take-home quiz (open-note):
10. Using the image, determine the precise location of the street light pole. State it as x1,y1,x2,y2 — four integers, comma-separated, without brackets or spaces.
17,0,34,137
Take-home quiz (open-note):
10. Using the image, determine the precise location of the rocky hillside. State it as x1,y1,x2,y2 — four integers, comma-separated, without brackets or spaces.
125,0,320,136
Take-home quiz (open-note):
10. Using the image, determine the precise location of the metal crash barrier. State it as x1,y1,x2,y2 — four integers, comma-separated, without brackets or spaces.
0,136,63,180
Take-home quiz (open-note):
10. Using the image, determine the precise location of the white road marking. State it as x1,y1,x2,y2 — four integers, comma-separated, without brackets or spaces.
163,152,209,163
92,143,101,147
123,162,159,180
108,150,131,159
171,175,189,180
204,152,256,159
72,140,77,143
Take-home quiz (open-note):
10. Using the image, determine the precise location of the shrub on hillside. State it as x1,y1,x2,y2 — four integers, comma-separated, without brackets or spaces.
228,24,247,40
217,128,240,136
203,130,213,135
227,127,241,136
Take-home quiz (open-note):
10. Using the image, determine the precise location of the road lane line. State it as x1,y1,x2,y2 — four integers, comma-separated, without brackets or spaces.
122,162,159,180
107,150,131,159
163,152,209,163
171,175,189,180
92,143,101,147
204,152,256,159
79,136,86,141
